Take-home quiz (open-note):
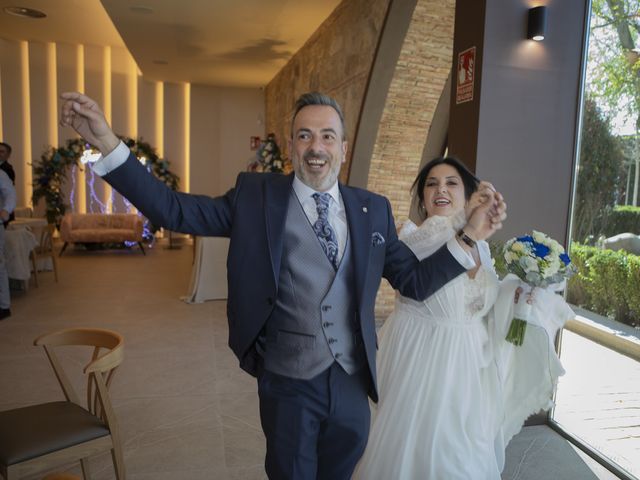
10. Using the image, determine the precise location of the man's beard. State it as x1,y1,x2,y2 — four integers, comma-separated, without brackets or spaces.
294,151,341,191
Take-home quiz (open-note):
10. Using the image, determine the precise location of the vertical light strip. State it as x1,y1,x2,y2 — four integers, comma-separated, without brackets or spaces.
128,55,138,214
184,82,190,193
155,81,164,158
128,55,138,139
75,44,86,213
76,45,84,91
20,41,33,206
46,42,57,147
103,46,112,212
103,46,112,124
0,63,4,140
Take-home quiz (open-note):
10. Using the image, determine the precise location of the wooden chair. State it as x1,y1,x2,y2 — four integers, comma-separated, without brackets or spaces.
30,224,59,287
0,328,125,480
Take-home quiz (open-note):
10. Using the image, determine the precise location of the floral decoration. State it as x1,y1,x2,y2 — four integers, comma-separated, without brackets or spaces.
32,137,179,228
248,133,292,174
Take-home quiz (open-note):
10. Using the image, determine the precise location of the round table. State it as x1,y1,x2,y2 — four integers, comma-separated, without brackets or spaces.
4,228,38,281
6,217,53,275
7,216,48,231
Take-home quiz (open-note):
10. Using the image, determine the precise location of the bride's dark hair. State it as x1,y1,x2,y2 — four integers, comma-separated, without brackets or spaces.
412,156,479,217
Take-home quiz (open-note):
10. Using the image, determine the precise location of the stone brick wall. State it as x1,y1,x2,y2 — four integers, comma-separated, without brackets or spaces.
265,0,455,318
367,0,456,316
264,0,390,182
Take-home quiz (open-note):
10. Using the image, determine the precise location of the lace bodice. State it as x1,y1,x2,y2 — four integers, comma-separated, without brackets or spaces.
463,269,489,317
396,214,498,323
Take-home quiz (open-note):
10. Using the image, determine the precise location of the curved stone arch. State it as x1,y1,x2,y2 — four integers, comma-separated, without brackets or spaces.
349,0,456,315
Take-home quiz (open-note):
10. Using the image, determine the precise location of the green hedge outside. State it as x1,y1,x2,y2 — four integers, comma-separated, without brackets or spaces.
600,205,640,238
567,244,640,328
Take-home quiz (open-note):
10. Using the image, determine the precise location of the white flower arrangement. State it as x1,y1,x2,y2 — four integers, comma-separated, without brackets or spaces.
248,133,289,174
502,231,575,345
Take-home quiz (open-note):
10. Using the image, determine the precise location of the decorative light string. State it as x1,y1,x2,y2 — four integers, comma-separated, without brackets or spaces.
69,164,76,212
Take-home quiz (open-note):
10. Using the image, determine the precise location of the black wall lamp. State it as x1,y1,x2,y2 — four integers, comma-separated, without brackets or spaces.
527,6,547,41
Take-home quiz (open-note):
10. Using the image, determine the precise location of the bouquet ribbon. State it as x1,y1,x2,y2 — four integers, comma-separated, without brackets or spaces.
506,284,535,346
499,274,570,347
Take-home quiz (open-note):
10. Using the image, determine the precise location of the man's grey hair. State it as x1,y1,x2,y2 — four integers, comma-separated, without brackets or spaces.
291,92,347,140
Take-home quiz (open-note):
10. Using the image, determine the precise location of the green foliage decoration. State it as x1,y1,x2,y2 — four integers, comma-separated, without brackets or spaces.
489,239,507,278
123,137,180,191
32,139,82,225
32,137,179,227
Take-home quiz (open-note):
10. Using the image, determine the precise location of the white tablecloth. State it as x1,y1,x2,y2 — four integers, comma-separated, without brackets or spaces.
9,217,48,231
183,236,229,303
7,217,53,271
4,228,38,281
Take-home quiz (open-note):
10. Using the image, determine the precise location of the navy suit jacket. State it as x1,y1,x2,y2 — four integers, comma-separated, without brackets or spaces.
104,152,466,401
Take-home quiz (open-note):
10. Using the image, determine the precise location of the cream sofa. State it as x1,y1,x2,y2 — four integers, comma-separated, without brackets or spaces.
59,213,145,255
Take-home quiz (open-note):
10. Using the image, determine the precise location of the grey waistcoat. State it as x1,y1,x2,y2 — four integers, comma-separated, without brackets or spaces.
262,192,366,379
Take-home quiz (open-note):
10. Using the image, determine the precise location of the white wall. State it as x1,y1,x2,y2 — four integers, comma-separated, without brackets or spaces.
475,0,587,244
190,85,265,197
0,37,264,214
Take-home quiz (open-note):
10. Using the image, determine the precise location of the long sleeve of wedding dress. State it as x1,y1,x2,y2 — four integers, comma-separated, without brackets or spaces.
489,275,575,450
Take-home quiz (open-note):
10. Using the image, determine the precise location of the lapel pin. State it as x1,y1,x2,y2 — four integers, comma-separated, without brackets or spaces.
362,207,368,213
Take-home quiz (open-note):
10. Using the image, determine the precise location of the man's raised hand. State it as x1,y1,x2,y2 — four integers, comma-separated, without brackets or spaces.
59,92,120,156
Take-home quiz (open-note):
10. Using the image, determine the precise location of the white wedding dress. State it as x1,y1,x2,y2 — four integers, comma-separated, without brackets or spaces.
353,214,574,480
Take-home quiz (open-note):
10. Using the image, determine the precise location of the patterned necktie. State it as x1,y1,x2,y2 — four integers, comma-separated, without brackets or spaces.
312,192,339,270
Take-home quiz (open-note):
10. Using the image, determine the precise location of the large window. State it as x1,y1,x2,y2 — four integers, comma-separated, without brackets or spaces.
552,1,640,478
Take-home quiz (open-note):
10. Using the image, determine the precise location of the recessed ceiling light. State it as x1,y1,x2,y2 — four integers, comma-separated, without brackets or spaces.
130,5,154,14
3,6,46,19
152,59,168,65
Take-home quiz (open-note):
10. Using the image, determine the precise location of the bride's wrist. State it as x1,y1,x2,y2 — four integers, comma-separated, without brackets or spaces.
457,227,477,249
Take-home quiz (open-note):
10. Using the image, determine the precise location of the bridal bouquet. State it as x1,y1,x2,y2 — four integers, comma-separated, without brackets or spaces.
502,231,576,345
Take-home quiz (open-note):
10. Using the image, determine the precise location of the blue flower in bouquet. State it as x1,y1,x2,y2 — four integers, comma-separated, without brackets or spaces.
517,235,534,243
533,242,550,258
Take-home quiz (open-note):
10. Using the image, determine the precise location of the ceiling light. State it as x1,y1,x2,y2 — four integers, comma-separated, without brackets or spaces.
3,6,46,19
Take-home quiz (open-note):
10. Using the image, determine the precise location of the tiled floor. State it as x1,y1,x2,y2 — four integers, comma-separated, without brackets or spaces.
0,239,625,479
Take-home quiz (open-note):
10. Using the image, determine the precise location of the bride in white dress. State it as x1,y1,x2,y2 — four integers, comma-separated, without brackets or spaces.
354,157,573,480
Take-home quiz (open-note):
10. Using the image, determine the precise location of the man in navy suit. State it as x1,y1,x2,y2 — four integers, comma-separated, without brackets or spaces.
60,91,506,479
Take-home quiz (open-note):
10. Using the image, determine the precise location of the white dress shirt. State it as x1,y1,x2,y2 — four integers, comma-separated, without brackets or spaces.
292,174,347,263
